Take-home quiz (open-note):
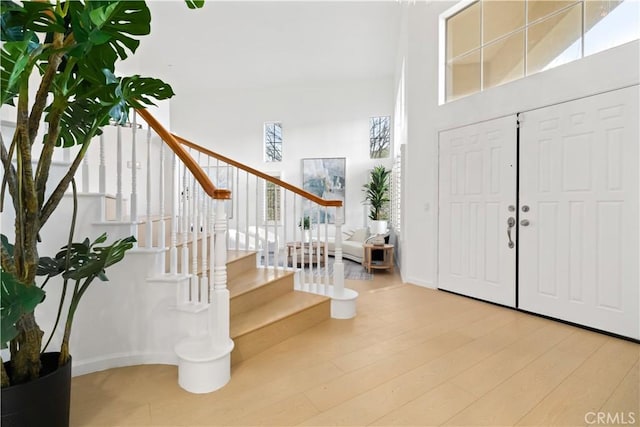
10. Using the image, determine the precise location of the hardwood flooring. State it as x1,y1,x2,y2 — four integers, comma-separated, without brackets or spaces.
71,271,639,426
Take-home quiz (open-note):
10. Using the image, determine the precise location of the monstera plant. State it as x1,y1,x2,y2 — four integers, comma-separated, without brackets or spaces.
0,0,203,405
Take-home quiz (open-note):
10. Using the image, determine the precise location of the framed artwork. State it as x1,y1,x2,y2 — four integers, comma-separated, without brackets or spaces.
301,157,345,223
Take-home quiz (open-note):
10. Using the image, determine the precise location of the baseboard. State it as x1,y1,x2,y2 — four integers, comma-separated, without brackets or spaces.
71,351,178,377
404,276,436,289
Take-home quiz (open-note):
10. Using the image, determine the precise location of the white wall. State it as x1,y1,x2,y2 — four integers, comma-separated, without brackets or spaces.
169,78,395,229
399,1,640,288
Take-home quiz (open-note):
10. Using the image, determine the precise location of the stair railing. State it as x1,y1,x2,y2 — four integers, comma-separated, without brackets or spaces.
75,107,358,393
173,134,358,318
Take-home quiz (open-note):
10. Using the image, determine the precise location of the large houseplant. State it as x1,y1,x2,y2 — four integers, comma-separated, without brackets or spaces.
362,165,391,235
0,0,203,421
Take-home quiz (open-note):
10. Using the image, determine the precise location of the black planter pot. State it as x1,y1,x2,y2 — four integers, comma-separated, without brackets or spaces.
2,352,72,427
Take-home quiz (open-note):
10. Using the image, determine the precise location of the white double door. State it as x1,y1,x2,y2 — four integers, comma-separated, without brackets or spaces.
438,115,517,307
438,86,639,339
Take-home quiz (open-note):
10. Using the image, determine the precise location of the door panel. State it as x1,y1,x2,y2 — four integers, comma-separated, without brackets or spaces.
519,86,639,339
438,116,517,307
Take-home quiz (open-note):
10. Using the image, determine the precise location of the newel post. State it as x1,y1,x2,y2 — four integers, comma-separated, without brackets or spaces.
333,206,345,297
212,199,231,345
173,197,234,394
329,205,359,319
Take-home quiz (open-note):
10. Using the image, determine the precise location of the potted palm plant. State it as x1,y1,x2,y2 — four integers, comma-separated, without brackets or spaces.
298,215,311,241
362,165,391,235
0,1,203,426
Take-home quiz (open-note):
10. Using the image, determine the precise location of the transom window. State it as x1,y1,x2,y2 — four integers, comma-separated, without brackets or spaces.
264,122,282,162
444,0,639,102
369,116,391,159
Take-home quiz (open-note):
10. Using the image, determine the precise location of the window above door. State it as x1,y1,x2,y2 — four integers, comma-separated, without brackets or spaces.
441,0,639,103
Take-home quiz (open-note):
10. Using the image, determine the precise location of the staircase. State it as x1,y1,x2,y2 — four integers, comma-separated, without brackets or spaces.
19,108,357,395
135,215,331,367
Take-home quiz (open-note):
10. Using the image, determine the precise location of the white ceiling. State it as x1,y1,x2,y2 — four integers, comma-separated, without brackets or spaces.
121,1,402,93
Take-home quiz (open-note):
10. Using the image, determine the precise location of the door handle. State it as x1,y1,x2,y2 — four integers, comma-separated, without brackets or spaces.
507,217,515,248
520,219,530,226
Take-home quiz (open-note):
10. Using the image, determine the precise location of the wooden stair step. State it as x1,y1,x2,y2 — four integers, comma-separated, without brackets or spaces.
228,268,292,297
227,249,255,264
230,291,330,365
231,291,328,337
227,250,257,278
229,268,295,316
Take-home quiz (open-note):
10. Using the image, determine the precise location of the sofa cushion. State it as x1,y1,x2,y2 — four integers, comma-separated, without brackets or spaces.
342,229,355,240
348,228,368,243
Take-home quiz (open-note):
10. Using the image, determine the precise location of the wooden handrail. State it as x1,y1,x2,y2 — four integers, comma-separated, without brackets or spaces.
173,134,343,208
136,109,230,200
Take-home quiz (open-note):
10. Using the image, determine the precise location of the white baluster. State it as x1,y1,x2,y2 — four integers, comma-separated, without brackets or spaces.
181,165,190,282
203,155,211,303
333,206,345,298
313,207,321,294
116,125,123,220
145,124,152,249
262,180,269,268
282,189,287,271
99,133,106,194
255,175,260,267
235,167,239,252
179,164,190,305
130,112,138,222
273,183,280,270
292,195,298,279
158,140,166,271
170,152,178,275
324,206,330,290
198,152,207,305
302,204,309,292
191,174,199,304
245,171,249,251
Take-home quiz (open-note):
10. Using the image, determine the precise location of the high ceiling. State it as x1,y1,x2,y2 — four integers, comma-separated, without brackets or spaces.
120,1,402,93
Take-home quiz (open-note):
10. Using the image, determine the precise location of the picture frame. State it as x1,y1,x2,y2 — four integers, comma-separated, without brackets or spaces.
301,157,346,223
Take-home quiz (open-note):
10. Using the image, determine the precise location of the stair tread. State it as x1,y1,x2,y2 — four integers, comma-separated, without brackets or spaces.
230,291,329,338
227,250,256,264
228,268,294,298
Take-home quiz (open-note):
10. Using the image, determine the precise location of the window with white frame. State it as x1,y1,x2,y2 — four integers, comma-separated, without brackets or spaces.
264,122,282,162
369,116,391,159
444,0,639,102
264,175,282,223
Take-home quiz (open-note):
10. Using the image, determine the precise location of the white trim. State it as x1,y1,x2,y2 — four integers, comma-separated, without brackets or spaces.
438,0,477,105
404,277,436,290
72,352,179,377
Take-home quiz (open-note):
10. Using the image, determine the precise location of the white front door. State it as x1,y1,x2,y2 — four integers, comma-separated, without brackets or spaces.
438,116,517,307
519,86,639,339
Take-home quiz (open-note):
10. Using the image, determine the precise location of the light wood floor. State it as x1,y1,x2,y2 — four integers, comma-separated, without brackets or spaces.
71,271,639,426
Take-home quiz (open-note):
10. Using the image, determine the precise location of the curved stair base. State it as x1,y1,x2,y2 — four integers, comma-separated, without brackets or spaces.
330,288,359,319
175,336,234,394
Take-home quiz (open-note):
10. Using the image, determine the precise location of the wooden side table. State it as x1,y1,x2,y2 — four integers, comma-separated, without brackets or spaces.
362,243,394,273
